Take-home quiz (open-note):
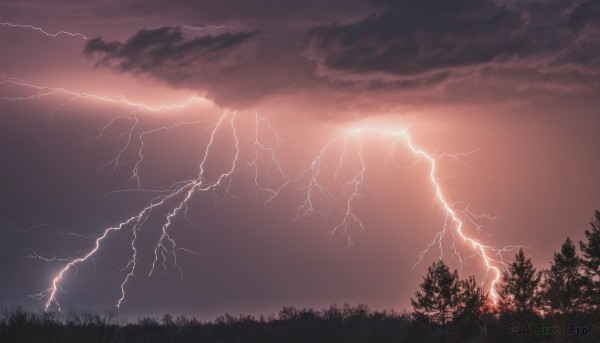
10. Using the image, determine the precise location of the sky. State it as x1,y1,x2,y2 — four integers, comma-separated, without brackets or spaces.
0,0,599,319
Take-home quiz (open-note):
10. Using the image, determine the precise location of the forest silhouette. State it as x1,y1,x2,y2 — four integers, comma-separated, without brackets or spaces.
2,210,599,342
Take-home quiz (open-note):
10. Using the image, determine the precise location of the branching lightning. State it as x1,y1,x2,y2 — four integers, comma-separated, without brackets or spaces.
0,22,89,40
34,110,244,310
0,75,211,112
284,127,516,302
2,75,518,309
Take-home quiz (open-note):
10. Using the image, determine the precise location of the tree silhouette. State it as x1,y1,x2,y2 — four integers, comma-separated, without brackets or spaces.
411,260,460,340
455,276,487,319
453,275,488,341
580,210,600,309
7,212,600,342
497,249,542,317
541,237,585,317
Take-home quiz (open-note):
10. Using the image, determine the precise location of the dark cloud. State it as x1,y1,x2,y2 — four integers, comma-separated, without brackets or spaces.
85,27,260,89
83,25,325,108
308,0,524,76
84,27,300,107
306,0,600,92
569,0,600,29
85,27,261,62
78,0,600,110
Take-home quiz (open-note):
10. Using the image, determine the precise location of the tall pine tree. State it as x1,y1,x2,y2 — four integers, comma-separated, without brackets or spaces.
541,237,584,316
580,210,600,309
411,260,460,339
455,276,487,319
497,249,542,316
453,276,488,341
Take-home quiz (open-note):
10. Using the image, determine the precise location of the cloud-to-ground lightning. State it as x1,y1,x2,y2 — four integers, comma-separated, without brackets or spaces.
351,128,508,302
286,127,516,302
33,109,242,310
2,75,517,309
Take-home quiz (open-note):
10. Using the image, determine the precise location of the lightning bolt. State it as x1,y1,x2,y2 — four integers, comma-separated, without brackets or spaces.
0,22,89,40
293,127,513,303
3,76,517,308
0,75,211,112
245,113,289,198
0,21,236,45
39,110,248,310
26,102,296,310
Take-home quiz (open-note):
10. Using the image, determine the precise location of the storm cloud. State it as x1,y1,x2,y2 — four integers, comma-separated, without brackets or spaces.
84,27,261,73
308,0,527,78
75,0,600,110
307,0,600,80
83,27,273,106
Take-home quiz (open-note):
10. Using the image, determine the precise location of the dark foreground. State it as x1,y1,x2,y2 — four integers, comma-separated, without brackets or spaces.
1,304,598,343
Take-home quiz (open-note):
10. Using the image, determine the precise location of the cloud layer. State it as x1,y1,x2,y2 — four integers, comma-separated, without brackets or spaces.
307,0,600,91
79,0,600,109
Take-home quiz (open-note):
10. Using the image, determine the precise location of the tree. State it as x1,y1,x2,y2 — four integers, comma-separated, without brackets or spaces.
455,276,487,319
580,210,600,309
411,260,460,339
161,314,174,326
453,276,488,341
497,249,542,316
541,237,584,316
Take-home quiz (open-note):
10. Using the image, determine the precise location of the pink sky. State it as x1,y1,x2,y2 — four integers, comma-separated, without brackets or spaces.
0,0,599,318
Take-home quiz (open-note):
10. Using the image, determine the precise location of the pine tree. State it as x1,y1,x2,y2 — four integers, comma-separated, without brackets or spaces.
453,276,488,341
579,210,600,309
411,260,460,339
541,237,584,316
497,249,542,316
455,276,487,319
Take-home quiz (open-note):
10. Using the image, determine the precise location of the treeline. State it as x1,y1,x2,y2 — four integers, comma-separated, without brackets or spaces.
1,304,417,343
1,211,599,343
410,210,600,342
